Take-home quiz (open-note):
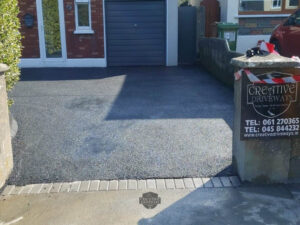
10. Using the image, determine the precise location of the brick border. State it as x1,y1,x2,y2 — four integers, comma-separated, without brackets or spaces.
1,177,241,196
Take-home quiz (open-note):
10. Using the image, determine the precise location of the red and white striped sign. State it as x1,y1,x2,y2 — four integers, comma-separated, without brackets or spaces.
235,69,300,84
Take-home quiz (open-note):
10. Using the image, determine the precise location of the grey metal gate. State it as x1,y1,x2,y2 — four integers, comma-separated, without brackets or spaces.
178,6,197,65
105,0,166,66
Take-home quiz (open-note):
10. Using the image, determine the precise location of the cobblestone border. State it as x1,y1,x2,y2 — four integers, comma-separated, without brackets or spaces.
1,177,241,196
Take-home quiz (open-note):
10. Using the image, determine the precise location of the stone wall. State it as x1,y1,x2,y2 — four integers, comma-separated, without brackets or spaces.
198,38,243,87
290,139,300,180
0,65,13,189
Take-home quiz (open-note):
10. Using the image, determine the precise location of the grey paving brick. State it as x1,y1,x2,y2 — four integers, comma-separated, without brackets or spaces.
193,178,204,188
174,179,185,189
10,186,23,195
229,176,241,187
31,184,43,194
146,179,156,189
50,183,62,193
89,180,100,191
99,181,109,191
220,177,232,187
60,183,72,193
137,180,146,190
128,180,137,190
108,180,118,191
19,185,34,195
183,178,195,189
211,177,223,188
40,183,53,194
202,178,213,188
165,179,175,189
70,181,81,192
119,180,127,190
1,185,15,196
156,179,166,189
79,181,90,192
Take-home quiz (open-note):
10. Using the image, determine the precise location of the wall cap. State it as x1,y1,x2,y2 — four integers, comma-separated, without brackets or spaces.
0,64,9,75
231,54,300,68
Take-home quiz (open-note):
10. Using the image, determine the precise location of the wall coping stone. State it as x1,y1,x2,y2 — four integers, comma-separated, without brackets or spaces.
0,64,9,75
231,54,300,68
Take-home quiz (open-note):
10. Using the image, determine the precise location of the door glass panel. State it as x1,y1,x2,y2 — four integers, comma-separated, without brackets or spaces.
42,0,62,58
77,3,89,27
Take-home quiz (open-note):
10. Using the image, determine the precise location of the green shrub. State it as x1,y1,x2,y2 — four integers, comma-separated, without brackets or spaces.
0,0,22,95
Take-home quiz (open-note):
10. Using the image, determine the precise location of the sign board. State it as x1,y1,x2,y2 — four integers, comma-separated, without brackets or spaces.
241,71,300,139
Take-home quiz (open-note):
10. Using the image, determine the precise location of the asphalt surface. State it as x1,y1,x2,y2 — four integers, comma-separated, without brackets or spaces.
8,66,234,185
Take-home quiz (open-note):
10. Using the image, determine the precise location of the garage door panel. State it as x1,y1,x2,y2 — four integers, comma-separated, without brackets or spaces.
106,0,166,66
107,28,165,35
106,16,165,23
107,10,165,17
109,34,165,40
106,2,164,11
106,23,165,29
108,50,165,57
108,39,165,46
109,45,164,51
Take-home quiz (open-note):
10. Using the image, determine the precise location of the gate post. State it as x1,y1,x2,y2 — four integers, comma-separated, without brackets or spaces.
231,54,300,183
0,64,13,189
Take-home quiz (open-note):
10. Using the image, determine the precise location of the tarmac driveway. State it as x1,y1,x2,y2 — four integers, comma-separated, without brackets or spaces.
8,66,234,185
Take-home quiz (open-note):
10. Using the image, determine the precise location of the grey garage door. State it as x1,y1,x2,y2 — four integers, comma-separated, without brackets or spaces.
105,0,166,66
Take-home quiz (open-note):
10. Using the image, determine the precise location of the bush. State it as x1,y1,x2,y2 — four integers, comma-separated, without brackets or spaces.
0,0,22,96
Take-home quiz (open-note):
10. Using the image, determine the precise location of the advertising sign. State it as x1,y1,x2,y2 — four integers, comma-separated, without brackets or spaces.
240,70,300,140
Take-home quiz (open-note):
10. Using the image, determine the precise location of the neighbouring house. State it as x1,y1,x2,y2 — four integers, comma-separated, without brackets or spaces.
190,0,298,54
217,0,299,53
18,0,178,68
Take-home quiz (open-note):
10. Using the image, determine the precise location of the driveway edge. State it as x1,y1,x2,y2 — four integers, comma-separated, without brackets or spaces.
1,177,241,196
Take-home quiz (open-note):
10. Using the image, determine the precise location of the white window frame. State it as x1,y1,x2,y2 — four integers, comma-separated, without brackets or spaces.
74,0,94,34
272,0,282,9
286,0,299,9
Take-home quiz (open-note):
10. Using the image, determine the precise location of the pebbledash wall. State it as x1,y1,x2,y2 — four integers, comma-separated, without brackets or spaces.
19,0,178,68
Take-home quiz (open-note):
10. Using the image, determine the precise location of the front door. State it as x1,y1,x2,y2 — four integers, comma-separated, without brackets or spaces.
36,0,67,62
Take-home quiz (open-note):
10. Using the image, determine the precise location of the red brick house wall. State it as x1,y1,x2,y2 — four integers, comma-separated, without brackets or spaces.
18,0,40,58
64,0,105,58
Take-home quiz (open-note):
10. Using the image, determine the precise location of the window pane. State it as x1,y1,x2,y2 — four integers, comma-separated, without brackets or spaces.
77,3,89,27
240,0,283,12
42,0,62,58
289,0,299,6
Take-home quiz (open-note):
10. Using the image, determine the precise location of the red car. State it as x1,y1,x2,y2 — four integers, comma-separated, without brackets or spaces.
270,9,300,57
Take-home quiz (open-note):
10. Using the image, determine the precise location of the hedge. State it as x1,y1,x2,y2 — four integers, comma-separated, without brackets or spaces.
0,0,22,99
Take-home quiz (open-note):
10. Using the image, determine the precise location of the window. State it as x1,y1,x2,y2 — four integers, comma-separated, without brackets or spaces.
272,0,281,9
74,0,93,34
286,0,299,9
289,0,299,7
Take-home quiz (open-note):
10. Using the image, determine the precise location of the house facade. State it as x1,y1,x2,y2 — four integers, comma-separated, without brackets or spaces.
19,0,178,68
221,0,299,53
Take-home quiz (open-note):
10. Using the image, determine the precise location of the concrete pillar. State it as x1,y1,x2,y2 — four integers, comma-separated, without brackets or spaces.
231,54,300,183
0,64,13,189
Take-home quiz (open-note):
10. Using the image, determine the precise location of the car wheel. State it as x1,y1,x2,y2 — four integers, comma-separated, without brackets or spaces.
271,40,281,54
